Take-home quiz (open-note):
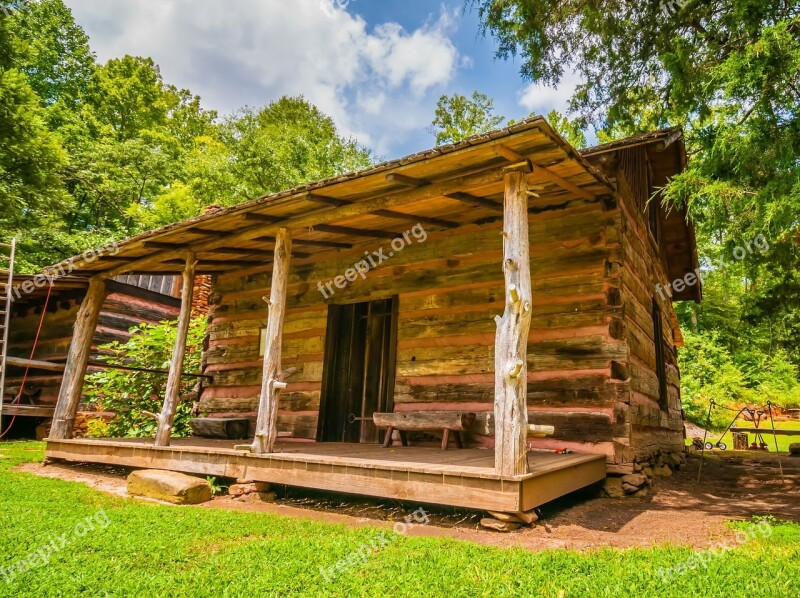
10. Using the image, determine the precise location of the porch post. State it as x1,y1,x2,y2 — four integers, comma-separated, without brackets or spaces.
251,227,292,454
494,167,532,476
50,278,108,439
154,253,196,446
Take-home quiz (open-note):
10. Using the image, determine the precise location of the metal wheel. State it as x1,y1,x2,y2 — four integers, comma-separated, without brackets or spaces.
717,442,727,451
704,442,714,450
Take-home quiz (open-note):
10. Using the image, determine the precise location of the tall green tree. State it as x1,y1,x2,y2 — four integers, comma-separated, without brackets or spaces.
0,9,68,236
6,0,94,108
217,97,373,203
430,91,506,144
470,0,800,406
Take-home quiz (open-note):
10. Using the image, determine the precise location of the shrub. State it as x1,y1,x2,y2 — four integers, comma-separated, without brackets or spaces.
84,317,207,438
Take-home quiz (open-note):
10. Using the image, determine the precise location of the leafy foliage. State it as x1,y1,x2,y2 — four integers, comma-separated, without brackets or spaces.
84,318,207,438
0,1,373,273
472,0,800,416
430,91,505,144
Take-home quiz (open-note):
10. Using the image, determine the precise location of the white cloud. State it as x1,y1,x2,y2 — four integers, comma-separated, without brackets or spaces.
66,0,463,156
517,70,582,116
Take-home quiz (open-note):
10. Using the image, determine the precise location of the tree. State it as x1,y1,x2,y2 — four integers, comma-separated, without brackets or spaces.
219,97,373,202
430,91,505,144
546,109,586,149
0,54,68,232
472,0,800,400
6,0,94,108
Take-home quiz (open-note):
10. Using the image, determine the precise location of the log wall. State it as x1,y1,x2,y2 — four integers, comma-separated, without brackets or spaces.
614,148,686,462
204,190,633,462
6,284,180,406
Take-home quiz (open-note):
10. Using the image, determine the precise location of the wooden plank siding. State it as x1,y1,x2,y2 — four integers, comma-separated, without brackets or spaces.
202,190,629,462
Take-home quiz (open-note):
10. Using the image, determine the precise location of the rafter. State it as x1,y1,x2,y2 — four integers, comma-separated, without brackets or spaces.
444,192,503,212
96,167,510,277
305,193,458,229
497,144,595,201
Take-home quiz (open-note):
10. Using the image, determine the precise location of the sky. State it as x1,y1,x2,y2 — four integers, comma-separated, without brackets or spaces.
65,0,580,159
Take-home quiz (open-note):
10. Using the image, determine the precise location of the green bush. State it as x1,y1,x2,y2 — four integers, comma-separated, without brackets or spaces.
84,317,207,438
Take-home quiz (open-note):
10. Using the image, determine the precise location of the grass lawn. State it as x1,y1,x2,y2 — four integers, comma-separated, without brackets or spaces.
1,442,798,597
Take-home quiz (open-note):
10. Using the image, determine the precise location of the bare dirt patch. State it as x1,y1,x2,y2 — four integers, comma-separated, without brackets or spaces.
18,451,799,551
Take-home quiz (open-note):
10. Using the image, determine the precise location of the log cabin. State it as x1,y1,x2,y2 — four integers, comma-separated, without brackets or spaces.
1,275,181,438
37,118,699,514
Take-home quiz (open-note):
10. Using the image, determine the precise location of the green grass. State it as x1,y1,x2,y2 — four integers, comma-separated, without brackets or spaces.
1,442,799,597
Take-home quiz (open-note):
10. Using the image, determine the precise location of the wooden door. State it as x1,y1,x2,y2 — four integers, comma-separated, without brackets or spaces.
317,298,397,443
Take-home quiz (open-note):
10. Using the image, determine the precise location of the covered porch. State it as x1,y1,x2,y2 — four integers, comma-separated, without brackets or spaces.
42,117,614,513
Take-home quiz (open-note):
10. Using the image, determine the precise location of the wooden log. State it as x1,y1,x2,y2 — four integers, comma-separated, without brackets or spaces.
251,228,292,454
190,417,250,440
732,432,749,451
494,170,531,476
372,411,476,432
155,253,197,446
49,279,108,440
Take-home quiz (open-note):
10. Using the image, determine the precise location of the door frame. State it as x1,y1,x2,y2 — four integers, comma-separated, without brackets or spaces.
316,296,398,443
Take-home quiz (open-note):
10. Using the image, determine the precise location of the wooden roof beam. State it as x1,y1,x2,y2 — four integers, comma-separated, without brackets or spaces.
145,241,309,259
305,193,458,229
312,224,400,239
497,145,595,201
97,167,510,277
385,173,430,187
204,247,311,260
190,227,228,238
166,258,261,268
445,192,503,212
255,235,352,250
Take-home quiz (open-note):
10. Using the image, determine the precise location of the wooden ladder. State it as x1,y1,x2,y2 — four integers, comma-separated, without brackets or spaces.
0,238,16,431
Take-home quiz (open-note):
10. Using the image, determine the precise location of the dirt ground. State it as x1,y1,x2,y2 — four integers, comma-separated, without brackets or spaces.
19,450,799,551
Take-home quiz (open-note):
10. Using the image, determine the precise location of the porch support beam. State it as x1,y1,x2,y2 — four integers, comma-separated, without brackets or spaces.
493,168,532,476
251,228,292,454
50,279,108,439
154,253,197,446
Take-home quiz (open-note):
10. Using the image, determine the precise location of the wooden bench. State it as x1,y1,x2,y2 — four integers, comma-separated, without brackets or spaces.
373,412,476,450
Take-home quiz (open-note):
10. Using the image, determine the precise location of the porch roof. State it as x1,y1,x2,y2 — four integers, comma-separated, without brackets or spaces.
49,117,615,278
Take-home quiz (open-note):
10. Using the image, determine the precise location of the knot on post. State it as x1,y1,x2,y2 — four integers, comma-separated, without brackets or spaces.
507,360,524,380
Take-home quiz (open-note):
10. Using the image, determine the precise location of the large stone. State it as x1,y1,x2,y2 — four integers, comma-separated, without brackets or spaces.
603,476,625,498
487,509,539,525
480,518,521,532
621,473,647,489
653,464,673,477
229,482,272,497
236,491,277,503
127,470,212,505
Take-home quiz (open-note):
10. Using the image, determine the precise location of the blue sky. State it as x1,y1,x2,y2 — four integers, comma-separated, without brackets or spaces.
66,0,578,158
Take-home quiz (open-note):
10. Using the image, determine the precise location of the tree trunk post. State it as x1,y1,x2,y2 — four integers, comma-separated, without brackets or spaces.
50,278,108,440
251,228,292,454
494,168,532,476
154,253,197,446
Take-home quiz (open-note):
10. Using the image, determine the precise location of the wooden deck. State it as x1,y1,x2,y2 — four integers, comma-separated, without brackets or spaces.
45,438,606,512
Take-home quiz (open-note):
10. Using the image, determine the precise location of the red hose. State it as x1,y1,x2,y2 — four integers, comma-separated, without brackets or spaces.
0,282,54,439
